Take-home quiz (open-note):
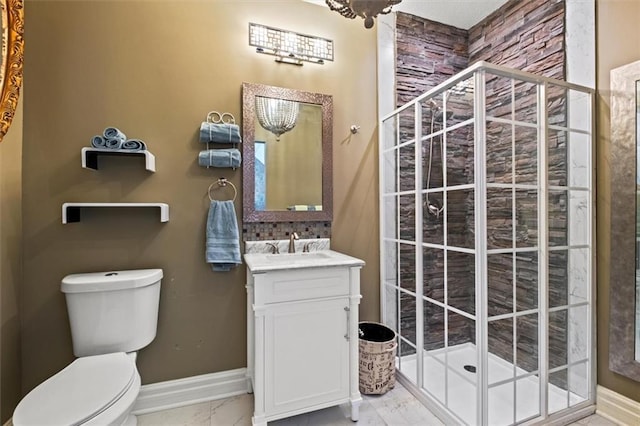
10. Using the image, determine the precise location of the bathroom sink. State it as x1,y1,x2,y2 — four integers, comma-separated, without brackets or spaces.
265,252,332,263
244,249,364,272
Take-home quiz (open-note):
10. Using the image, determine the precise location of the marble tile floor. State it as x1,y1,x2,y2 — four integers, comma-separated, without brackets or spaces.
136,381,616,426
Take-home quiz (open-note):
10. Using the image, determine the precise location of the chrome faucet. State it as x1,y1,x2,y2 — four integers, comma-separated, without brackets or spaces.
288,232,299,253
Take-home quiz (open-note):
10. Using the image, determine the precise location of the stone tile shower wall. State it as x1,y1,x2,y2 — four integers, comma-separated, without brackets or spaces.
395,0,566,373
396,14,471,354
468,0,565,80
471,0,567,378
396,15,468,107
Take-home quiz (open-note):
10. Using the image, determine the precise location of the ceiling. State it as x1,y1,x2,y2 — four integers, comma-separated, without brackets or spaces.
304,0,511,30
395,0,510,29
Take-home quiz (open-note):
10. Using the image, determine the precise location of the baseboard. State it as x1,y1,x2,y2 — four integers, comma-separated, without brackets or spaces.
596,385,640,425
132,367,249,415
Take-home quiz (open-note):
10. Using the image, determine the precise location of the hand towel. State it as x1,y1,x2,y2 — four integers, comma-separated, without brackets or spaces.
103,127,127,144
287,205,323,211
122,139,147,151
206,200,241,272
198,149,242,168
105,138,123,149
91,135,107,148
199,122,242,144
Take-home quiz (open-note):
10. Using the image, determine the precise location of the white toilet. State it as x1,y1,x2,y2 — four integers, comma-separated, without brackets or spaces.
13,269,163,426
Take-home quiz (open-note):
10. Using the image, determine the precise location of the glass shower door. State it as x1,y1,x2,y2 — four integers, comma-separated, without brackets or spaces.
381,104,420,386
380,62,594,426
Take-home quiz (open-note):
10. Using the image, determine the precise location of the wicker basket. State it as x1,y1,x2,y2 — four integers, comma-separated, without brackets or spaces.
358,322,397,395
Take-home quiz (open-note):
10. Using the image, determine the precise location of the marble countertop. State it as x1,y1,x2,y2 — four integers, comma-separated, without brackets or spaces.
243,249,365,273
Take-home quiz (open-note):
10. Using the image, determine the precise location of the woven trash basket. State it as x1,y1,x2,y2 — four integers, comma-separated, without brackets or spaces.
358,322,397,395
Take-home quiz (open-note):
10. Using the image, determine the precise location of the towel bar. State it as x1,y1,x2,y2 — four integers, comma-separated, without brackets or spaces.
208,178,237,202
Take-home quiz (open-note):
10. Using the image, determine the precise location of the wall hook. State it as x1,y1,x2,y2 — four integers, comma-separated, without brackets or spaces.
350,125,361,134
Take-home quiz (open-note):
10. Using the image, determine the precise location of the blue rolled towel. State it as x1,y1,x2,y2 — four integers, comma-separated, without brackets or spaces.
122,139,147,151
206,200,241,272
198,149,241,168
91,135,107,148
105,138,123,149
199,122,242,144
103,127,127,144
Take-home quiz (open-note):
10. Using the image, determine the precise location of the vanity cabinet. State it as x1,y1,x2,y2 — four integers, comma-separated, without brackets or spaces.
244,251,364,426
263,297,349,414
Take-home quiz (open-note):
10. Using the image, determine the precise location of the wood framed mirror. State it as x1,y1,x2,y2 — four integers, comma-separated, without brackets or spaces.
609,59,640,381
242,82,333,222
0,0,23,143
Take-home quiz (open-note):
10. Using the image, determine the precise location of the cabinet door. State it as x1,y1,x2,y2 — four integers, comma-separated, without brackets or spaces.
264,297,350,415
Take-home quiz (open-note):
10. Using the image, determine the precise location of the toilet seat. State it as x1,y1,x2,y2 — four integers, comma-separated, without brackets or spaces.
13,352,136,426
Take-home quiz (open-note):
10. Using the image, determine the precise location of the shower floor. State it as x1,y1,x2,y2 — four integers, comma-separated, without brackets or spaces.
397,343,587,425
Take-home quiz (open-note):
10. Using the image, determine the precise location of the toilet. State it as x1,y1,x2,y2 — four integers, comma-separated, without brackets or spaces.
13,269,163,426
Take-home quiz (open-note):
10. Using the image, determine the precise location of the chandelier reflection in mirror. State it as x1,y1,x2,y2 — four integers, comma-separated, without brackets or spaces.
255,97,300,141
326,0,403,29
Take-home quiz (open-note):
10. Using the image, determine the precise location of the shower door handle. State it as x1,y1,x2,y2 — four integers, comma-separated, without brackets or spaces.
344,306,350,341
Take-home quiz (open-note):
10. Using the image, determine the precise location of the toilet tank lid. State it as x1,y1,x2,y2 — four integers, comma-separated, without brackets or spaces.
61,269,163,293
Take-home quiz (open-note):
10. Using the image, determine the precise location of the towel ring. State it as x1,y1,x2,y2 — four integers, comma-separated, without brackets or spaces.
206,111,236,125
208,178,237,202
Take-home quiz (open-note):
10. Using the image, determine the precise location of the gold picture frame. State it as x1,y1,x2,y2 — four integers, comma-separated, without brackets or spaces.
0,0,23,142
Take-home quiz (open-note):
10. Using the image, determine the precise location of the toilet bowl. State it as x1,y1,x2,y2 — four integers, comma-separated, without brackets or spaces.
13,352,141,426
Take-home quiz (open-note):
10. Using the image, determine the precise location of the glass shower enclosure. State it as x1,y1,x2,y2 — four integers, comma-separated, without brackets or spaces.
379,61,594,425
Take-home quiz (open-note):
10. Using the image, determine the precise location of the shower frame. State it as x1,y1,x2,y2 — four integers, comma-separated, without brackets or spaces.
379,61,595,425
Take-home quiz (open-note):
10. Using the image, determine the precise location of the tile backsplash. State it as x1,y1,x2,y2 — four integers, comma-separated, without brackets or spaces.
242,221,331,241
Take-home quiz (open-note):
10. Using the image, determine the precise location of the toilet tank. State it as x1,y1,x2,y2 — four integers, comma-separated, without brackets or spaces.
61,269,162,357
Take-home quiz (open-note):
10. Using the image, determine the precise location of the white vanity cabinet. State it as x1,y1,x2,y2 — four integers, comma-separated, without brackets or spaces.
244,250,364,426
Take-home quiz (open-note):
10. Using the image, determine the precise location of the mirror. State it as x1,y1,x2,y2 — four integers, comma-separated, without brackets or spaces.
0,0,24,143
609,59,640,381
242,82,333,222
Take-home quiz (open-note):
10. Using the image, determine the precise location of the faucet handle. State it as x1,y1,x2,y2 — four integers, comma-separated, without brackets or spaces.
265,242,279,254
303,241,314,253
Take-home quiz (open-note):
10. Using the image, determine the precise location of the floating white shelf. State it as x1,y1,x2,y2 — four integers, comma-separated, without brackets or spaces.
62,202,169,224
81,147,156,172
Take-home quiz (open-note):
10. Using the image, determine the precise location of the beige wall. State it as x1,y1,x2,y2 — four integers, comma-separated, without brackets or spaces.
596,0,640,402
1,98,23,422
21,0,379,396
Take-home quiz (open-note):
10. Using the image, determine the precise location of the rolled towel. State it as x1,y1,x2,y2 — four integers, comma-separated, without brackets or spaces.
105,138,123,149
91,135,107,148
198,149,242,168
199,122,242,144
103,127,127,144
122,139,147,151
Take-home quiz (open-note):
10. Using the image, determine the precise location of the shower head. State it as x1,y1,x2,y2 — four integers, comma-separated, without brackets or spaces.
427,98,455,124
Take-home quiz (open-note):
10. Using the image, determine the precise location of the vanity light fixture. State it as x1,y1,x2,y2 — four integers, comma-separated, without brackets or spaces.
248,23,333,66
326,0,403,29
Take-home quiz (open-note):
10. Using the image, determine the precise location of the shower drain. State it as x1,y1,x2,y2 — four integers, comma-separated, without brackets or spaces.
463,365,477,373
